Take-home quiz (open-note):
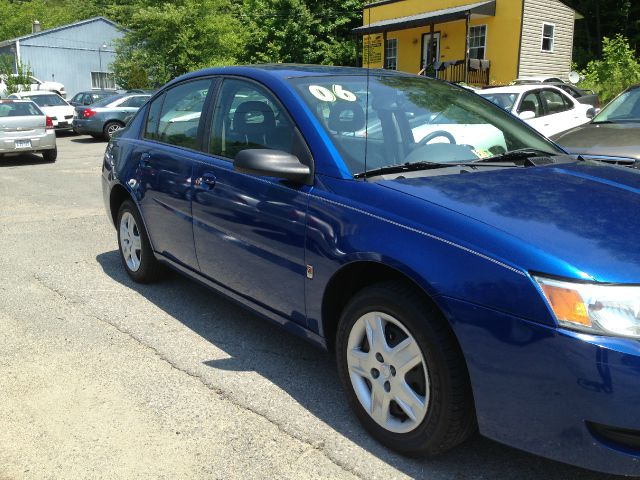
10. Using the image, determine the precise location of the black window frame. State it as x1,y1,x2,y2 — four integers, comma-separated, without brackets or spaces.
141,77,219,154
517,90,543,118
539,88,574,116
204,75,315,174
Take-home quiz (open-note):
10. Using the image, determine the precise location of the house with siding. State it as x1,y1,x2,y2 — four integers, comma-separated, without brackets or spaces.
0,17,124,97
354,0,582,86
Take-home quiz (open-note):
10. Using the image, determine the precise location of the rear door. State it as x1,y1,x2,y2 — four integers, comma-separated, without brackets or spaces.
133,79,215,270
538,88,585,135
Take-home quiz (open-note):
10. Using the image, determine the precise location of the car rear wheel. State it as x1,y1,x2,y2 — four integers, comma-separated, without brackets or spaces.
103,121,124,141
117,200,162,283
42,148,57,162
336,281,476,456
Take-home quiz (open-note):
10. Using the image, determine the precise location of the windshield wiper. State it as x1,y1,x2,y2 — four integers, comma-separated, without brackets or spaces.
473,148,560,164
354,161,518,179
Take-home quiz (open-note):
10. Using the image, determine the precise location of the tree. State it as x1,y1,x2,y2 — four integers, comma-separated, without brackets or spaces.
0,54,33,95
111,0,246,88
579,35,640,103
239,0,363,66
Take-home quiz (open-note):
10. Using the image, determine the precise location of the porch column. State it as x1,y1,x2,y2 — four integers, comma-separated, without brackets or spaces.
429,22,435,72
464,12,470,83
382,30,387,68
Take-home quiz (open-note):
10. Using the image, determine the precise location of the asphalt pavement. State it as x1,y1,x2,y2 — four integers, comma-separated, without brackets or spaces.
0,134,623,479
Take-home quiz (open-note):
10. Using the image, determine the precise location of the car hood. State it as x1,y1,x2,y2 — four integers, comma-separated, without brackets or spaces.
379,161,640,283
552,122,640,160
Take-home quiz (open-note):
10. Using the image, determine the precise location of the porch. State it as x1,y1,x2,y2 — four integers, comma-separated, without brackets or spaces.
354,0,496,86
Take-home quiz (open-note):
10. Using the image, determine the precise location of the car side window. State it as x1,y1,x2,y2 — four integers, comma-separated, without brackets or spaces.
209,78,311,165
518,92,542,118
540,89,571,115
153,79,212,150
144,93,164,141
71,93,82,104
121,96,149,108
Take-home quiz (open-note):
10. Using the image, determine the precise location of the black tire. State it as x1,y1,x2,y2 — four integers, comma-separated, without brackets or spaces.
42,148,57,162
336,280,476,456
116,199,162,283
103,121,124,141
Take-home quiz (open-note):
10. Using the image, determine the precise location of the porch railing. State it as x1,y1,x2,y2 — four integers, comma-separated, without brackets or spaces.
420,59,491,86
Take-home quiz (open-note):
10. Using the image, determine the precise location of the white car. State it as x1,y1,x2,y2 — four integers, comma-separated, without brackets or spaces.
479,85,594,137
0,74,66,98
8,91,75,131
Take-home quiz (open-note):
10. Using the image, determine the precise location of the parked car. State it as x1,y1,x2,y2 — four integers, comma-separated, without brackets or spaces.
479,85,594,137
512,80,600,110
8,90,75,131
551,84,640,166
103,65,640,477
0,74,66,98
0,99,56,161
68,90,117,107
73,93,150,140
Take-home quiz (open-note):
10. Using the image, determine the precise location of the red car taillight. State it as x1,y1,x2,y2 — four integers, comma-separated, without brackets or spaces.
84,108,97,118
45,116,54,130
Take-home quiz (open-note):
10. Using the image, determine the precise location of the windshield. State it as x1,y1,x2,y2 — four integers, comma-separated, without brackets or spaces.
480,92,518,111
24,94,67,107
593,87,640,123
289,75,561,175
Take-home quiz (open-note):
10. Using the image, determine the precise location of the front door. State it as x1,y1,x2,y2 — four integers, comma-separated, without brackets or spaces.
421,32,441,72
191,77,311,324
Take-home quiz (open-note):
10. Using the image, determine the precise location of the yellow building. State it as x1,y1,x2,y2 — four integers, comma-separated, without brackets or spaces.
354,0,582,86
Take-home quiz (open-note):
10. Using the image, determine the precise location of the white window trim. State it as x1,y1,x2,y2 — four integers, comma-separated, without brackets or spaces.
541,22,555,53
90,71,116,90
384,38,398,70
469,24,488,60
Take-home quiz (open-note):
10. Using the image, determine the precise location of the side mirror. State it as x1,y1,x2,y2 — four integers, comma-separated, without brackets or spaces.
586,107,596,119
234,149,312,184
518,110,536,120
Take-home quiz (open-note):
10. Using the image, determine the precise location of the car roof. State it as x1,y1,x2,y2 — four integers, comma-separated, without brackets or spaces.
0,98,36,103
514,76,563,82
479,85,566,95
13,90,61,96
170,64,416,86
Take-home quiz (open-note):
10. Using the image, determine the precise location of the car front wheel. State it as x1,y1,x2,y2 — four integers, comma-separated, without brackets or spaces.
336,281,476,456
117,200,162,283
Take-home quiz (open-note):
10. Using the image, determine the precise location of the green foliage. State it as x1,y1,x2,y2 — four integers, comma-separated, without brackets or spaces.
579,35,640,104
111,0,246,87
0,54,33,95
239,0,362,66
0,0,98,41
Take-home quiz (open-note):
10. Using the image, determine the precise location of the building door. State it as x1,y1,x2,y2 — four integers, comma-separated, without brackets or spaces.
421,32,441,72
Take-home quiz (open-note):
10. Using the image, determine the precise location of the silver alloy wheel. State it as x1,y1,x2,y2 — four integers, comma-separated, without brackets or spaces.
120,211,142,272
347,311,429,433
107,123,122,138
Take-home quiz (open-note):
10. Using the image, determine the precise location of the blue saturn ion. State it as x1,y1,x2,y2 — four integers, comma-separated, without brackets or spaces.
102,65,640,475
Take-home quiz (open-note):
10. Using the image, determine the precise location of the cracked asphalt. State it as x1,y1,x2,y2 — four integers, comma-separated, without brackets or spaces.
0,134,623,479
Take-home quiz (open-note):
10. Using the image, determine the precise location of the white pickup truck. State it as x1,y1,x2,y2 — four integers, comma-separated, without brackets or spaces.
0,74,66,98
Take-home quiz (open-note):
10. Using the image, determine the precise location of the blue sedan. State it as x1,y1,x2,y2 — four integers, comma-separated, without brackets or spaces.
102,65,640,476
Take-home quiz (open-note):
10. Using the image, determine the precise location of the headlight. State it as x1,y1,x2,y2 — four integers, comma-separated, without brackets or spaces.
534,275,640,338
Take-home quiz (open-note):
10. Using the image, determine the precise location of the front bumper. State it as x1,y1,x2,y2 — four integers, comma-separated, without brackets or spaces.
443,296,640,476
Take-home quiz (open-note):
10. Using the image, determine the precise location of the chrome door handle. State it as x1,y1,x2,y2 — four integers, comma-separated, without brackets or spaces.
196,173,217,188
140,152,151,165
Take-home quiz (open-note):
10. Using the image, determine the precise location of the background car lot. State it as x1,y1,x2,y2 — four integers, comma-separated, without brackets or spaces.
0,134,625,479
